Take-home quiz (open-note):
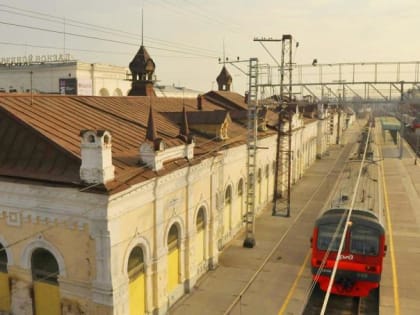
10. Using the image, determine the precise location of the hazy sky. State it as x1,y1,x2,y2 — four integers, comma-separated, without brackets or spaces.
1,0,419,93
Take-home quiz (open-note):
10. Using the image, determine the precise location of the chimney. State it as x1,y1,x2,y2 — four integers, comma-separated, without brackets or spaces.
79,130,115,184
244,92,249,104
197,94,203,110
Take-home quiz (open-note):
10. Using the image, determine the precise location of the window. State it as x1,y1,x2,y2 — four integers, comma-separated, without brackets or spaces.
31,248,59,284
317,224,344,251
0,243,7,273
350,226,379,256
237,179,244,196
168,225,179,251
127,246,144,279
225,186,232,205
196,207,205,231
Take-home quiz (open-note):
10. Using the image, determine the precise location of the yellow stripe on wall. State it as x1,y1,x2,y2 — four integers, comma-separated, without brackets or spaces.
196,229,204,267
223,205,230,234
167,248,179,292
129,273,145,315
34,281,61,315
0,272,10,311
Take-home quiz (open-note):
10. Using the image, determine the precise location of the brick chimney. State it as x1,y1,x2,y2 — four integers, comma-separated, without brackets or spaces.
79,130,115,184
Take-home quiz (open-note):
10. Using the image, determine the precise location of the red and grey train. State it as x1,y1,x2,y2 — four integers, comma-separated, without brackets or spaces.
310,208,386,297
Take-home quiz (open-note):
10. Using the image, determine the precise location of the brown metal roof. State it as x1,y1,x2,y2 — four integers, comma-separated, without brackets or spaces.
0,94,275,194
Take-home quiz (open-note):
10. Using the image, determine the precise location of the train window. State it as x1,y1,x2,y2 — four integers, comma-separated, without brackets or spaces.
317,224,344,251
350,226,379,256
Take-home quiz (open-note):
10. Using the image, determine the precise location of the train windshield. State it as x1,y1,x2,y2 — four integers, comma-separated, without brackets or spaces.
317,224,345,251
350,225,379,256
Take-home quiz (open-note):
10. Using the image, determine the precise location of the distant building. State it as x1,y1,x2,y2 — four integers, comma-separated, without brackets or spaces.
0,54,131,96
0,52,203,98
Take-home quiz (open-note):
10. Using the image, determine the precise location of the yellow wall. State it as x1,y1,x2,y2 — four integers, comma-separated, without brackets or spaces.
195,229,204,265
0,272,10,312
129,273,145,315
167,248,179,292
223,204,230,235
0,220,96,283
34,281,60,315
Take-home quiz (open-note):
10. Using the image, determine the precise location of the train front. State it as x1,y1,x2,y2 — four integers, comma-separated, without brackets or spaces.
310,210,386,297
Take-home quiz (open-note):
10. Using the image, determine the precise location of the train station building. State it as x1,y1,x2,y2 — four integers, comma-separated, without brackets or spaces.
0,42,352,315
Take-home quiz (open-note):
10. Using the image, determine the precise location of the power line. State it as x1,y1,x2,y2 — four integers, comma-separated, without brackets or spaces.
144,0,241,34
0,20,218,59
0,4,220,56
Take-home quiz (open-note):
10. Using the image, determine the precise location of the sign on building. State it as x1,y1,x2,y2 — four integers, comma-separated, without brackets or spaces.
59,78,77,95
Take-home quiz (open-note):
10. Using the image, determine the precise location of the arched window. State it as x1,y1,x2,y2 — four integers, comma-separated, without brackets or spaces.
196,207,205,232
168,225,179,251
99,88,110,96
237,178,244,196
31,248,59,284
196,207,206,265
0,243,7,273
128,246,144,279
225,186,232,205
113,88,123,96
257,168,262,183
265,164,269,178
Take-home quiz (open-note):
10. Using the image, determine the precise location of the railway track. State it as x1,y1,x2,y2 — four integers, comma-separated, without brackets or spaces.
302,284,379,315
222,124,364,315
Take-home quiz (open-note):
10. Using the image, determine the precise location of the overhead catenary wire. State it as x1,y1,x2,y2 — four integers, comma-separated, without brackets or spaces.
0,21,218,59
0,4,220,56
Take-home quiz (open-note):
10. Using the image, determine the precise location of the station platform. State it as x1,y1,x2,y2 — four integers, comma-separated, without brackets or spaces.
378,125,420,315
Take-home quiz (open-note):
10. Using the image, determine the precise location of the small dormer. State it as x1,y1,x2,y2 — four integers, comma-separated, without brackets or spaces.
79,130,115,184
139,107,195,171
187,111,231,140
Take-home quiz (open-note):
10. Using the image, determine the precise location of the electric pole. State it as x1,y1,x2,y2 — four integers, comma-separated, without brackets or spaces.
255,34,294,217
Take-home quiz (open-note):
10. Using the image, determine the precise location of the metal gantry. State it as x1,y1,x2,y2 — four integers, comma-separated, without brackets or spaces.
243,57,259,248
294,61,420,104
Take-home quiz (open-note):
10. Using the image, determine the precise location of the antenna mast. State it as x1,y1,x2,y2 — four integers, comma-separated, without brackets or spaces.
141,8,144,45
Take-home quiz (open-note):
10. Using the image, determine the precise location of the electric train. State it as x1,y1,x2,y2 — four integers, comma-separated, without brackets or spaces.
310,208,386,297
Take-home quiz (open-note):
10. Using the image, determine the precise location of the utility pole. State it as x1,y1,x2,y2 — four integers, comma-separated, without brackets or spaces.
255,35,294,217
219,57,259,248
243,58,259,248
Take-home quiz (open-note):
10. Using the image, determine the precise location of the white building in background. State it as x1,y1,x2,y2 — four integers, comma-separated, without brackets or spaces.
0,54,131,96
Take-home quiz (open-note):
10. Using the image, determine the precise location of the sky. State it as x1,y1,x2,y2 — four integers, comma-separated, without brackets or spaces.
1,0,420,94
